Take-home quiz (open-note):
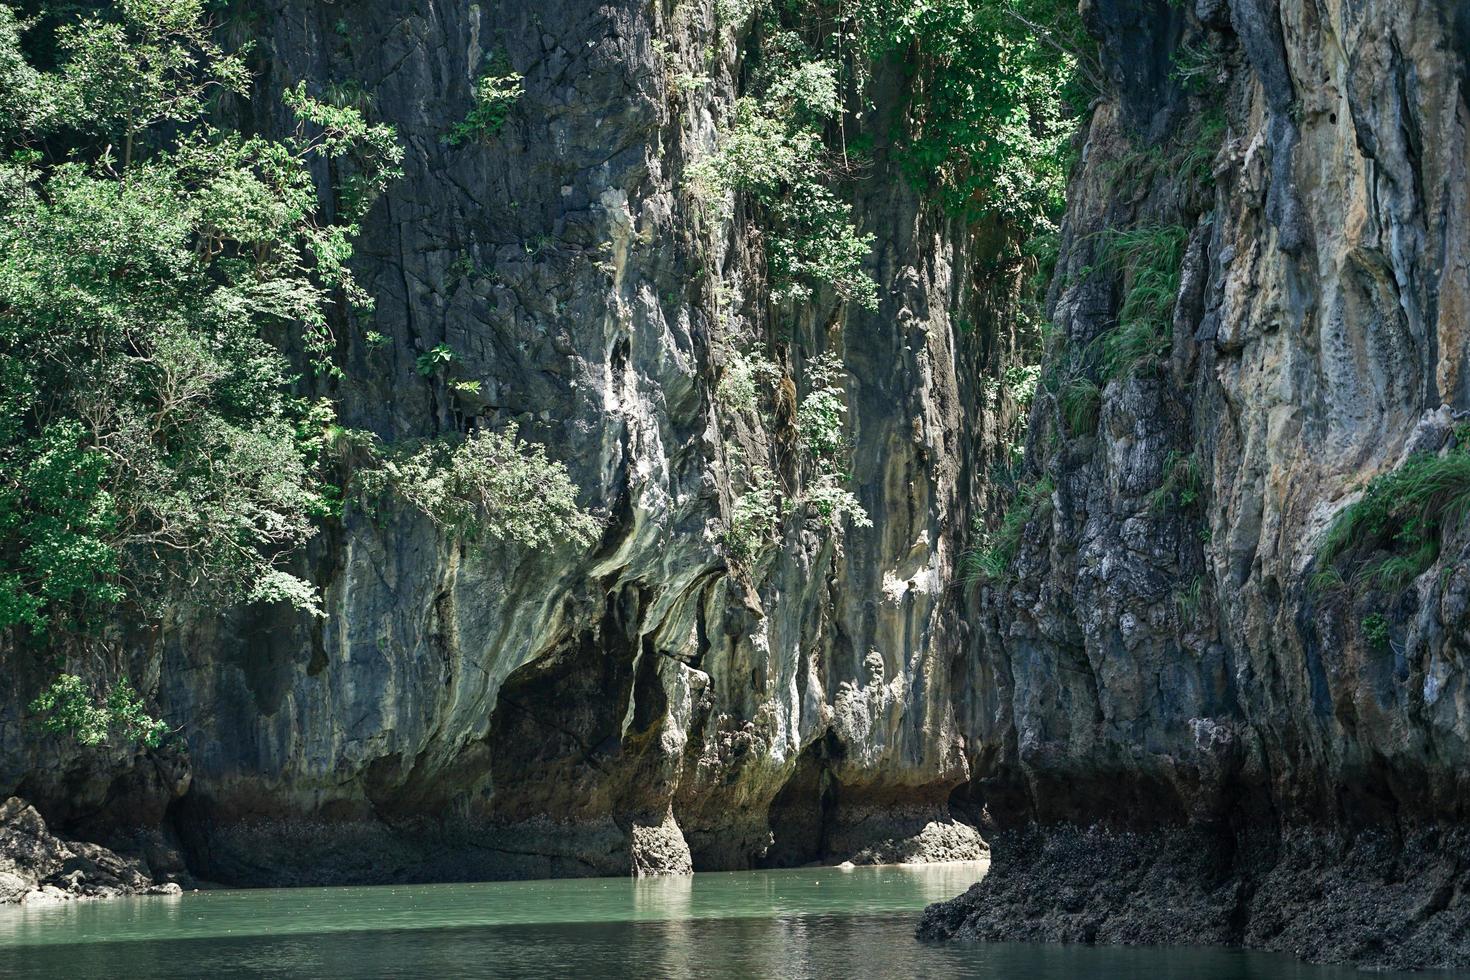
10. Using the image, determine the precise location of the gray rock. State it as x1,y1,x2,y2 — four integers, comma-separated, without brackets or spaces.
0,797,161,903
629,811,693,877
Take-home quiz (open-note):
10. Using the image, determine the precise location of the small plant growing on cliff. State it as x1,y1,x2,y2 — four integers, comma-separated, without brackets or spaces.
1092,224,1188,380
416,343,459,376
1149,451,1202,513
1059,376,1101,435
796,352,850,462
1360,612,1391,651
795,352,871,533
448,60,523,146
961,475,1055,583
725,467,782,564
717,342,781,414
1315,448,1470,592
355,425,599,550
1175,575,1206,620
1170,39,1225,93
30,675,167,748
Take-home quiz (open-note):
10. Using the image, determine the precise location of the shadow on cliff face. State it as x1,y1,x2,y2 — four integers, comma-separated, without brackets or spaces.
761,737,838,867
486,582,674,835
1452,0,1470,105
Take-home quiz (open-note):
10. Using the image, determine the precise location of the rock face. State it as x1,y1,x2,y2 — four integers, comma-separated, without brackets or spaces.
3,0,1467,969
1,1,1013,884
925,0,1470,971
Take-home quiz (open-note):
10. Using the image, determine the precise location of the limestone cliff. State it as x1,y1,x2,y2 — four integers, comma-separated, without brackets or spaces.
925,0,1470,970
4,0,1468,969
1,0,1008,883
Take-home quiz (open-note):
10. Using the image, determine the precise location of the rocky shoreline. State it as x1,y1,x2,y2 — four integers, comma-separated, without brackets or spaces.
918,825,1470,972
0,798,183,905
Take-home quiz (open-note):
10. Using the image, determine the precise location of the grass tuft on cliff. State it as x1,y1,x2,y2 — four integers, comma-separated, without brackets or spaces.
1315,448,1470,592
1091,223,1189,381
961,475,1054,582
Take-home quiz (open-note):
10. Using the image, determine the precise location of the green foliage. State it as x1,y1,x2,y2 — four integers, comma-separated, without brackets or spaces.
1316,449,1470,592
1175,574,1205,620
1170,38,1225,93
796,351,849,461
1149,451,1202,514
851,0,1095,235
0,422,122,631
803,475,872,532
415,343,459,376
720,348,870,565
768,184,878,308
960,475,1053,582
0,0,250,154
30,674,167,748
1360,612,1390,651
355,424,599,550
716,342,781,414
1059,376,1101,436
714,0,769,25
795,352,871,533
1178,108,1227,189
1092,224,1188,380
0,0,402,644
725,466,782,564
689,51,877,309
447,62,522,146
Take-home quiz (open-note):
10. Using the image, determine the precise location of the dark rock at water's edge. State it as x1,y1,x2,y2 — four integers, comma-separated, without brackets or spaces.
0,797,184,904
918,825,1470,973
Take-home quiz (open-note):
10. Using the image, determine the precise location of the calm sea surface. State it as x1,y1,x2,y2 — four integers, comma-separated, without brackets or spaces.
0,863,1433,978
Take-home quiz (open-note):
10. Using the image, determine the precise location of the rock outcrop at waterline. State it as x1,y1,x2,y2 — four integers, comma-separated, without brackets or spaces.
1,0,998,882
0,798,183,904
924,0,1470,970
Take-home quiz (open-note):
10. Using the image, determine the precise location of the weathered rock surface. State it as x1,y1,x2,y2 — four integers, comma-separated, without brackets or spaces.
3,0,1465,969
1,0,1014,885
0,797,181,903
921,826,1470,971
926,0,1470,971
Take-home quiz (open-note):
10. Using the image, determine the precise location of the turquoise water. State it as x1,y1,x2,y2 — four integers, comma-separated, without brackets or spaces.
0,864,1429,978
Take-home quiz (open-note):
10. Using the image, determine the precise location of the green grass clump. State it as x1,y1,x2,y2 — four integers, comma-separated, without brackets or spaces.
961,476,1055,583
1059,376,1101,435
1316,449,1470,592
1149,451,1202,513
1175,575,1205,620
1091,224,1188,381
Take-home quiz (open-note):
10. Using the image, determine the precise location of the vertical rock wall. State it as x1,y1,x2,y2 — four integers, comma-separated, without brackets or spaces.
927,0,1470,969
1,0,1019,883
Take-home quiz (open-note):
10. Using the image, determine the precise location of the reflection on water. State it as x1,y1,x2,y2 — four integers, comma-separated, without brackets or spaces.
0,862,1431,979
0,861,990,950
